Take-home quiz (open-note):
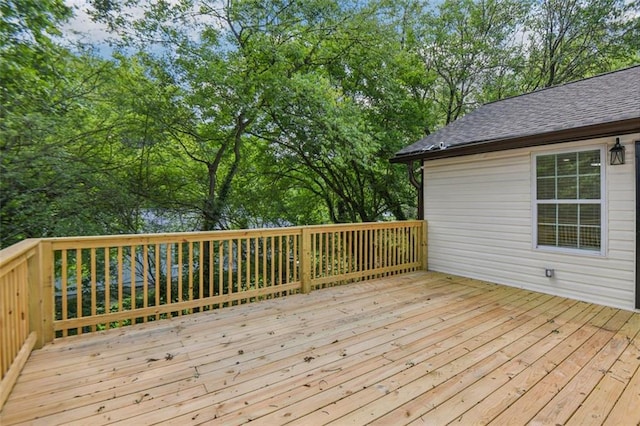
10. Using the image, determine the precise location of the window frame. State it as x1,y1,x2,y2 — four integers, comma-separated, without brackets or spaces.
531,146,606,256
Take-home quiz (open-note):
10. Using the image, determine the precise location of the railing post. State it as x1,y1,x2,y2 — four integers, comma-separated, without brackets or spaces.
301,228,311,294
28,241,54,348
421,221,428,271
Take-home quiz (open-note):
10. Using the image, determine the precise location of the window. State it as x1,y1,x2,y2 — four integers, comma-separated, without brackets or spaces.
534,148,603,253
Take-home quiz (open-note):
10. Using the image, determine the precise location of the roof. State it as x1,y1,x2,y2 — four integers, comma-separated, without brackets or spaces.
391,65,640,163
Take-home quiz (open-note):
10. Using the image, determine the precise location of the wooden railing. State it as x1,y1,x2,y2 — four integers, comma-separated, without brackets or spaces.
0,239,50,409
306,222,425,290
0,221,426,409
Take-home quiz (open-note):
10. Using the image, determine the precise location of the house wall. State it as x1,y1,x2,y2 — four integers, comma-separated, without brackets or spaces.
423,133,638,311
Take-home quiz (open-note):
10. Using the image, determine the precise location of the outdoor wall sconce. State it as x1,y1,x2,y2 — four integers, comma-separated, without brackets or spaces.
609,138,625,165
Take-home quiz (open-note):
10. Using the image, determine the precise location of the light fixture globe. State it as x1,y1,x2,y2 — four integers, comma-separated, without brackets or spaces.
609,138,625,165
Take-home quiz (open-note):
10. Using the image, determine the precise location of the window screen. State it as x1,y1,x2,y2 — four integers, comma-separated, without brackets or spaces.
535,150,602,251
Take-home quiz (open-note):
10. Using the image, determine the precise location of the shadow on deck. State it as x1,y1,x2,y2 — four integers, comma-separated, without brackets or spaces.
1,271,639,425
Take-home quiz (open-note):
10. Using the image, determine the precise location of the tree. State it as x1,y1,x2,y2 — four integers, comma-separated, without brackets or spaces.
1,0,74,246
0,49,174,246
415,0,528,126
237,0,430,222
0,0,187,246
86,0,426,228
522,0,640,90
5,0,636,248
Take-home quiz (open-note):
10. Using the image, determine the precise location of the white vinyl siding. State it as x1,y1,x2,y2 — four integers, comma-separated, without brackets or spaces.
423,135,637,311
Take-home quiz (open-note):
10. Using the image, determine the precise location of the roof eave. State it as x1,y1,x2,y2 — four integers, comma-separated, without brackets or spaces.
390,117,640,164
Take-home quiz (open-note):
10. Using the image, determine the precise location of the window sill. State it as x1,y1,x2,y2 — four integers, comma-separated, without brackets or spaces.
534,245,605,257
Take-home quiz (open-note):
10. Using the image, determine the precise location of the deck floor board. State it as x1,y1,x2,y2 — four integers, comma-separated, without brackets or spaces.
1,271,639,425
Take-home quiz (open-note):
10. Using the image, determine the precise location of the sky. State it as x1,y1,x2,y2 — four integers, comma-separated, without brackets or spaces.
63,0,111,45
61,0,218,57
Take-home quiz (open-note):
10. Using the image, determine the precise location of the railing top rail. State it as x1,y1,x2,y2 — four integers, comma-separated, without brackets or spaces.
43,221,425,250
305,221,424,232
47,228,301,250
0,238,40,267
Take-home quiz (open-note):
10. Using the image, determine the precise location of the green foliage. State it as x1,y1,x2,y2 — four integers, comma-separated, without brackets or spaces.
2,0,638,247
413,0,529,124
0,0,71,46
0,50,177,245
522,0,639,89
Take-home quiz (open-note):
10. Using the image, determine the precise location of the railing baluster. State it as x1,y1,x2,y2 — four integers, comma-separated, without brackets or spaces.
61,250,68,337
268,236,272,289
253,237,258,291
90,248,97,332
385,228,389,274
166,244,172,315
217,241,223,307
311,232,317,281
379,228,384,275
323,231,328,279
199,241,204,311
188,241,193,314
347,230,352,276
155,244,160,320
301,228,311,294
117,246,123,328
293,234,298,284
357,229,362,275
237,238,243,300
285,236,290,286
7,270,15,366
278,236,283,288
227,240,233,305
261,237,267,290
209,240,214,310
400,226,406,271
1,273,8,375
245,239,250,296
130,245,136,325
390,227,395,270
75,249,82,335
143,245,149,322
177,242,183,315
337,231,342,279
105,247,111,326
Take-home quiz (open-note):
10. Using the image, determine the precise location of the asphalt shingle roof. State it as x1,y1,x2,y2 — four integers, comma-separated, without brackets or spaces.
395,65,640,159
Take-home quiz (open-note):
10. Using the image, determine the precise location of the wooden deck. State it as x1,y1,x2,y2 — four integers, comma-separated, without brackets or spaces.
1,271,639,425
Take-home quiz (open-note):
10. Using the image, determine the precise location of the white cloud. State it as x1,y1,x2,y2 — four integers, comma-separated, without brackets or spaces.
61,0,225,57
63,0,112,46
